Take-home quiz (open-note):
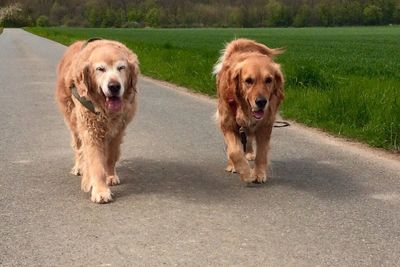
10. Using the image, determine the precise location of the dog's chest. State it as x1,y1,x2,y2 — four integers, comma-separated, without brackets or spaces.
235,107,261,133
77,109,126,141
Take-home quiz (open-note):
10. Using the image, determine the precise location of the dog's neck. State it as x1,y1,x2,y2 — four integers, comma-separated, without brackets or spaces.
227,98,257,130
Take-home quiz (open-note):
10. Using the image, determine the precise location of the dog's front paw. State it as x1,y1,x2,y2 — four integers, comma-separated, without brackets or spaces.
81,175,91,193
106,175,120,186
253,169,267,184
240,169,256,183
225,162,237,173
91,186,113,204
245,152,255,161
70,165,81,176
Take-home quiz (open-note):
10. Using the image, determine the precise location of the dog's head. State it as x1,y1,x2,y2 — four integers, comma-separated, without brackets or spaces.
230,54,284,120
73,41,139,113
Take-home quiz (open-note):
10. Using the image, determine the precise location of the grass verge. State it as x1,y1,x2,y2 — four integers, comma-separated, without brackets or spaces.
25,27,400,152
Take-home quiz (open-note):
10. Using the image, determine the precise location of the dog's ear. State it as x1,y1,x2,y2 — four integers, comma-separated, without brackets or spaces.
228,66,242,100
231,66,249,109
127,53,139,95
74,62,94,97
273,63,284,102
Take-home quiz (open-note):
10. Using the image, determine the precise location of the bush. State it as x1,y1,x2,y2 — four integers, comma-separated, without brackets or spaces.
36,15,49,27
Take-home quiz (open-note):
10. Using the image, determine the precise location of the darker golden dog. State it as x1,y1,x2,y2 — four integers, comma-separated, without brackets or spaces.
56,39,139,203
213,38,284,183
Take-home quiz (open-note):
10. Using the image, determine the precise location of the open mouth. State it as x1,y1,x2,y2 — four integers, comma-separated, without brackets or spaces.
252,109,265,120
106,96,122,112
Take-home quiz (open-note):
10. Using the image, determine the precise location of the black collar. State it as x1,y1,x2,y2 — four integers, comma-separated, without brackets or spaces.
70,84,100,115
82,37,103,49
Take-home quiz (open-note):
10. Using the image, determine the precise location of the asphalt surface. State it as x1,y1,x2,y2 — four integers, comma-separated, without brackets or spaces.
1,29,400,266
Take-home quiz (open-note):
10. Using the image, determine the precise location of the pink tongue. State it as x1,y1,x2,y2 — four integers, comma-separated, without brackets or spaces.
106,97,122,112
253,110,264,119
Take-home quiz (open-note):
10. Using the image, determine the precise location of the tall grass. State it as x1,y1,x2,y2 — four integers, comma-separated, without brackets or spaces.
0,28,3,34
25,27,400,151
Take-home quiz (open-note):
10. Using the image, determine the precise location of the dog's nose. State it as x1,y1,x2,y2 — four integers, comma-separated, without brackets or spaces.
108,82,121,94
255,96,268,109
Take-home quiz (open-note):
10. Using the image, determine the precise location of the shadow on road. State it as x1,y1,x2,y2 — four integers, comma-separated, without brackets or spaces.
116,157,234,202
112,157,361,203
270,158,361,200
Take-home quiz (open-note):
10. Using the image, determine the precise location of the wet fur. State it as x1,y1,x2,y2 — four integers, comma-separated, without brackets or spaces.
56,40,139,203
214,38,284,183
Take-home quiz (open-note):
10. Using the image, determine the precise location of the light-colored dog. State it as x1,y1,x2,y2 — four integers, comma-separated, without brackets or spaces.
56,39,139,203
213,38,284,183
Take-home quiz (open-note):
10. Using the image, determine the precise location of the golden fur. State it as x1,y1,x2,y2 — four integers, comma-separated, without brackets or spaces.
56,39,139,203
214,38,284,183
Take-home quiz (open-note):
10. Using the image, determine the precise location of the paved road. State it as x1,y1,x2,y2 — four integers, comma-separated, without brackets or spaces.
1,29,400,266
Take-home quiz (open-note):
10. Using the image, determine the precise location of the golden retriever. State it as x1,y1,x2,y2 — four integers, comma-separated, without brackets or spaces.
56,39,139,203
213,38,284,183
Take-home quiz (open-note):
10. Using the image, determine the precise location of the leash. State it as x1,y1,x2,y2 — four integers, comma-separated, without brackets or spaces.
238,120,290,152
274,120,290,128
239,126,247,152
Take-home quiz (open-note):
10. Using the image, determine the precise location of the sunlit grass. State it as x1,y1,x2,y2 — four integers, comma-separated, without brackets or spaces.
25,27,400,151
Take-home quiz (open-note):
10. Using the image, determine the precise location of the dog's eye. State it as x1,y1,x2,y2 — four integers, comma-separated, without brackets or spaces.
96,66,106,72
265,77,273,84
245,78,254,85
117,66,126,71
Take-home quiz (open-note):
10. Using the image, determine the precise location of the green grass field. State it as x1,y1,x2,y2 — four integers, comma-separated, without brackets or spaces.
26,27,400,152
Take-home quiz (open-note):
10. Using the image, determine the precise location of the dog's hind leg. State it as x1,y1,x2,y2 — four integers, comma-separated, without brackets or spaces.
70,132,83,176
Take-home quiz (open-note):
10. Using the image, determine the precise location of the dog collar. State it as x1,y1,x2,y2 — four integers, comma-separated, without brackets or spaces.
69,37,103,115
70,84,100,115
81,37,103,49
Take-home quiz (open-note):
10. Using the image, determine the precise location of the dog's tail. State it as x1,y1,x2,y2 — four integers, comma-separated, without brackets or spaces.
212,38,284,76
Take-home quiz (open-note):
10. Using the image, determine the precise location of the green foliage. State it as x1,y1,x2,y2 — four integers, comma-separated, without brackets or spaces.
49,1,67,25
7,0,400,28
363,5,383,25
25,27,400,151
293,5,311,27
145,7,161,27
265,0,291,26
36,15,49,27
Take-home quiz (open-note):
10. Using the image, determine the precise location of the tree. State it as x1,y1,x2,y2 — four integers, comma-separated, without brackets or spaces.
145,7,161,27
293,4,311,27
363,4,383,25
393,1,400,24
265,0,291,26
49,1,67,25
315,1,333,26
